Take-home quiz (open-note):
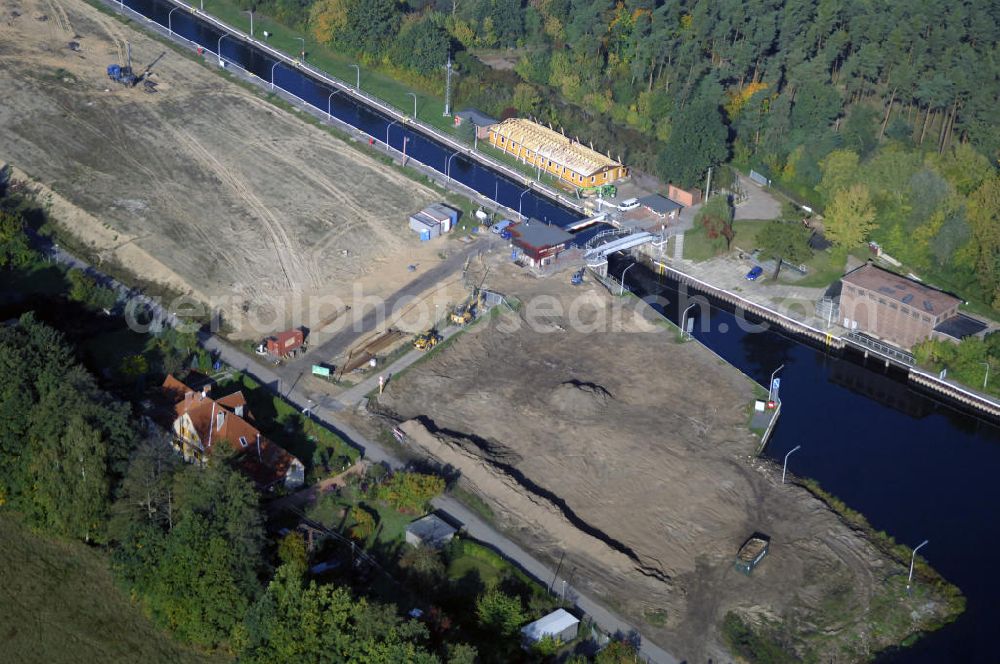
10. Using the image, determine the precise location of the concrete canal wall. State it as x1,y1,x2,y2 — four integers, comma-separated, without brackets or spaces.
644,257,1000,421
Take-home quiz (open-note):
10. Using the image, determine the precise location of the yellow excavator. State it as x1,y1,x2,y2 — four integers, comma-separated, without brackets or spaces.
413,329,442,351
450,269,489,326
450,289,483,326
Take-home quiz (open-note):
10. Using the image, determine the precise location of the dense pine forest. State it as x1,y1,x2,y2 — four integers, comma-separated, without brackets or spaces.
262,0,999,176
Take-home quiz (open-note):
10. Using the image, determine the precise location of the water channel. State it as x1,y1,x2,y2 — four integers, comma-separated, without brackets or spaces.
608,255,999,663
111,2,996,659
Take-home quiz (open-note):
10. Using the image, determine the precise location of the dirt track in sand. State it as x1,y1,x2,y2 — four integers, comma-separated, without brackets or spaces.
371,263,954,661
0,0,452,336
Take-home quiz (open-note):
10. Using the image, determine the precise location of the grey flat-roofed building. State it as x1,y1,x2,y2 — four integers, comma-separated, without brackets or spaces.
405,514,458,549
638,194,683,220
509,221,575,267
520,608,580,646
409,204,457,240
934,314,987,341
455,109,498,139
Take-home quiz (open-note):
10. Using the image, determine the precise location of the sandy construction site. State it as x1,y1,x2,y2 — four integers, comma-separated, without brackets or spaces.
0,0,451,336
372,265,957,661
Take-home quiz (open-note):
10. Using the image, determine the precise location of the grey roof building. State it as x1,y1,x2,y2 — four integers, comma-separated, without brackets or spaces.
520,608,580,646
405,514,458,549
456,108,498,127
509,221,575,267
638,194,683,218
455,109,498,138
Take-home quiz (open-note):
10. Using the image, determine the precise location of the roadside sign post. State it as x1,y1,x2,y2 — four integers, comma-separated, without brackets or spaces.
769,364,784,403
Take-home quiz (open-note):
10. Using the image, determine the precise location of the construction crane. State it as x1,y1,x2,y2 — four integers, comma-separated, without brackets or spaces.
107,43,166,89
107,41,136,86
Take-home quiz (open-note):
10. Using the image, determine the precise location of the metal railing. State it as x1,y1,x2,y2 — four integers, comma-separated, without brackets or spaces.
844,332,916,366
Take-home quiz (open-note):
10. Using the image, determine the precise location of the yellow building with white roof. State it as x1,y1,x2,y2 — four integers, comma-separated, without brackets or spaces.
486,118,628,188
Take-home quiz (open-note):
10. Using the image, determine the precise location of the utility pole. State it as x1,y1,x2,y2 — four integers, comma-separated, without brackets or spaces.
443,52,452,117
704,166,713,202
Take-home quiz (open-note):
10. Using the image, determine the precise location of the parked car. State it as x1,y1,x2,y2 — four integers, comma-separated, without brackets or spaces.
491,219,514,234
745,266,764,281
618,198,640,211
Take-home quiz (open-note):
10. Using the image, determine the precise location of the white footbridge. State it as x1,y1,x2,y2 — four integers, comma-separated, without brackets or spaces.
584,230,657,268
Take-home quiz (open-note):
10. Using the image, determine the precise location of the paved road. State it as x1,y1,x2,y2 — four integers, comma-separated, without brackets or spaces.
332,317,469,408
280,240,487,379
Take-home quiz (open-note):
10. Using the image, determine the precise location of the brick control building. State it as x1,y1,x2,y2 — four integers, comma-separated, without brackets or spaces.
839,264,961,349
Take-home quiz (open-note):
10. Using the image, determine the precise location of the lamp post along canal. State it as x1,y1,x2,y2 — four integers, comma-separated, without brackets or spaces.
782,445,801,484
907,540,929,593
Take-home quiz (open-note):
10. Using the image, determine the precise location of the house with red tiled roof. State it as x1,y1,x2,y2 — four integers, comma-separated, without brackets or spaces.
161,375,305,490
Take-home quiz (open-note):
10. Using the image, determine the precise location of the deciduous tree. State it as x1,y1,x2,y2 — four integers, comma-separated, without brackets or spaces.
757,220,813,278
695,196,735,253
0,210,36,269
823,184,877,248
967,175,1000,306
475,588,526,636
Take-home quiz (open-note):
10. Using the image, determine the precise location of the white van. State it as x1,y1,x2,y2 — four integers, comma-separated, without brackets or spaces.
491,219,514,234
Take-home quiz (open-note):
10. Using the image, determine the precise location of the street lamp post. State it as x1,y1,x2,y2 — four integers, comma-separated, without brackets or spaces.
446,152,459,182
984,362,991,389
350,64,360,90
386,119,399,147
217,34,227,60
620,262,636,296
406,92,417,120
681,302,697,339
782,445,801,483
270,61,279,90
518,189,530,220
769,364,785,403
296,37,305,61
167,6,179,36
244,10,253,38
199,0,203,11
327,90,338,121
907,540,929,593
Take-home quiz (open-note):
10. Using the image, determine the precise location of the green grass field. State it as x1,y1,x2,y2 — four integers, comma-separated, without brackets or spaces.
0,514,219,664
684,219,767,262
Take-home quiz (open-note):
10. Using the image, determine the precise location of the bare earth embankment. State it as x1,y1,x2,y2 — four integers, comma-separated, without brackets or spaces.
372,265,961,661
0,0,448,336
